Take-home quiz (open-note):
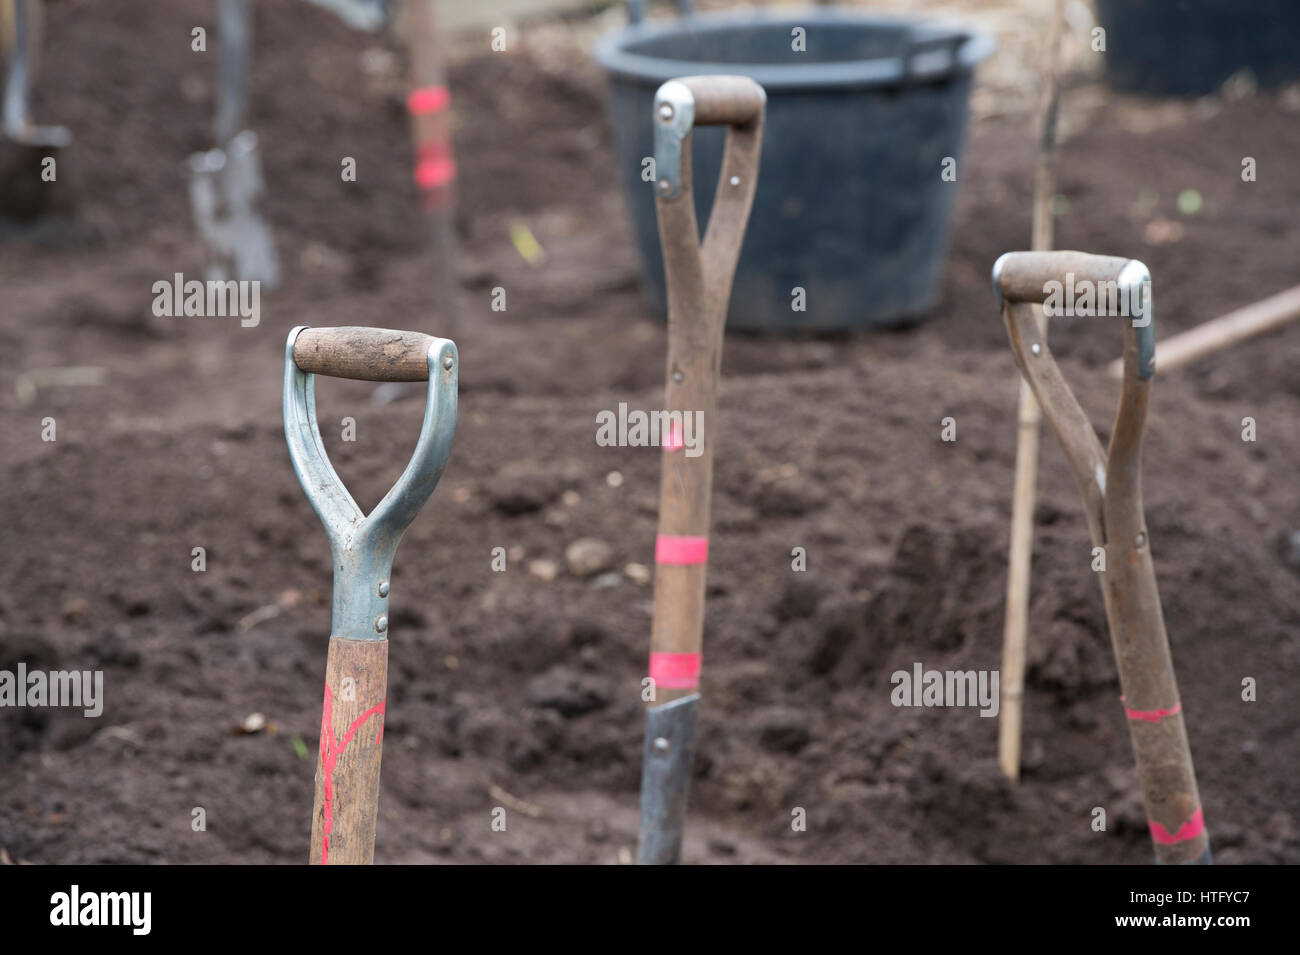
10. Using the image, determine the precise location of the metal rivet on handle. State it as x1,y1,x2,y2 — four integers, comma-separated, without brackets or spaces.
442,355,454,371
377,581,389,597
656,179,672,196
658,103,674,121
653,736,671,756
375,615,388,633
1135,531,1147,550
730,176,740,186
1031,343,1042,355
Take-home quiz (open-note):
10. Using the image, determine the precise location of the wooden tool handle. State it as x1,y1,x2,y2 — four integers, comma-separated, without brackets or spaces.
310,636,388,865
645,76,763,705
678,75,765,127
293,327,437,382
996,251,1133,305
1100,500,1210,864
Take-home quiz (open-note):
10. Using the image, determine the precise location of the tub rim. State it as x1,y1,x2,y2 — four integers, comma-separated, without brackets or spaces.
592,7,997,92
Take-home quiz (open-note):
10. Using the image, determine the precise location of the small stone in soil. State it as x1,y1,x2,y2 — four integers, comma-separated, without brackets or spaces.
528,559,559,582
565,537,613,577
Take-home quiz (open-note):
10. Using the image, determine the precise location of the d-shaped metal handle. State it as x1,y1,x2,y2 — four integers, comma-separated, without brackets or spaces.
994,250,1154,381
992,252,1154,544
652,75,765,203
283,325,457,640
651,74,765,341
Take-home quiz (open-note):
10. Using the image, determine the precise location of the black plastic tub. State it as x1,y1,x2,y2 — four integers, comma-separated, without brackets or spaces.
1097,0,1300,96
593,8,994,331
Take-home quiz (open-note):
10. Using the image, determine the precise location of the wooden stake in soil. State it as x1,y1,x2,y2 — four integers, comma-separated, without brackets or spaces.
637,75,765,865
999,0,1066,782
993,250,1211,865
283,325,458,865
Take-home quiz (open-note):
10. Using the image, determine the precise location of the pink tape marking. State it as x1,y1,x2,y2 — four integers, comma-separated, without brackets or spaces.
407,85,451,116
649,652,701,690
317,683,386,865
655,535,708,565
663,420,684,452
1122,698,1183,723
413,141,457,191
414,157,456,191
1148,806,1205,845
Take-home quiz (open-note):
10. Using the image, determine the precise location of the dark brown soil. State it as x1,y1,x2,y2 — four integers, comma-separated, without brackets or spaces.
1,0,1297,864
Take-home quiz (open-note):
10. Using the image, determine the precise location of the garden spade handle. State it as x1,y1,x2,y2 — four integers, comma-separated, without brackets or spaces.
993,252,1210,865
284,325,457,865
639,75,764,865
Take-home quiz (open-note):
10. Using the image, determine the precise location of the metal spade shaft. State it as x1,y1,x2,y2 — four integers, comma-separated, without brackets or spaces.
213,0,251,147
2,0,69,147
993,251,1210,864
638,74,764,865
0,0,70,226
284,325,458,864
189,0,278,286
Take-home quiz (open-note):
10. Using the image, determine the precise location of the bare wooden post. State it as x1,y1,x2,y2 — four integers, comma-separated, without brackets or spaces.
999,0,1065,782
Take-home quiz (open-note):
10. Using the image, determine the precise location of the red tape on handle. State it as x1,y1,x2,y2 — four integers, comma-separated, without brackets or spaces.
413,142,456,191
1148,806,1205,845
1122,698,1182,723
655,535,708,564
663,420,684,452
415,157,456,190
407,85,450,116
649,652,701,690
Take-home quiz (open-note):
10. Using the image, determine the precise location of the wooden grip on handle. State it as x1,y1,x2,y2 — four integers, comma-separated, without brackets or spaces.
293,327,437,382
996,251,1135,306
310,636,388,865
679,75,765,126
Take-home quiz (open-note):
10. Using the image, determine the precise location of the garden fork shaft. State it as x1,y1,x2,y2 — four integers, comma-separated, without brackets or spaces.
993,251,1210,865
284,325,457,864
638,74,764,865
